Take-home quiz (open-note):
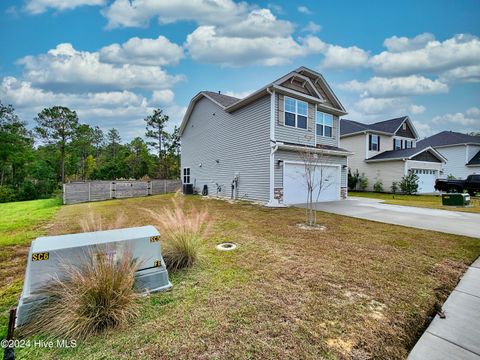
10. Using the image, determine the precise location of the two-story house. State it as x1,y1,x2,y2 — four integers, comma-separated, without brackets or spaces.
179,66,351,206
340,117,446,193
417,131,480,179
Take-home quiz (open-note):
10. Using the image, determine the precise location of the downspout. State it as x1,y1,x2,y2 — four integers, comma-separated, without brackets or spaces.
266,87,280,206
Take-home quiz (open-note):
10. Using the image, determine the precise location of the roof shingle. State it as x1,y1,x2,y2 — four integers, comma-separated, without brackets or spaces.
341,116,408,136
417,131,480,149
202,91,240,107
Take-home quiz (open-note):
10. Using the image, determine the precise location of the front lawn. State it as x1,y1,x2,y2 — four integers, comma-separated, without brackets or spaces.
0,198,62,338
3,194,480,359
349,191,480,213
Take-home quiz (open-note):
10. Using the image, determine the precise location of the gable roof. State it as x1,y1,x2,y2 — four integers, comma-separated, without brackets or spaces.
340,116,417,138
417,131,480,149
202,91,240,107
180,66,347,136
467,149,480,166
365,146,446,163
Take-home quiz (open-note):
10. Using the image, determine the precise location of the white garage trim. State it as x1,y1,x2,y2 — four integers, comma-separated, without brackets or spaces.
282,161,341,204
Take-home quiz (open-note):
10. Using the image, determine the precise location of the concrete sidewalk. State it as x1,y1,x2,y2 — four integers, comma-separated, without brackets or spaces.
408,257,480,360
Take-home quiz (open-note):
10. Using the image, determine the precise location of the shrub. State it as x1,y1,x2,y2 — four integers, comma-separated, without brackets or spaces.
0,186,16,203
373,180,383,192
391,181,398,195
400,173,419,194
348,169,360,190
18,181,37,201
21,248,139,339
359,173,368,191
145,195,211,271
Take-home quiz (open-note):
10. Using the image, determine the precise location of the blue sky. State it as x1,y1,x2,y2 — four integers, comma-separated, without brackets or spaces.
0,0,479,141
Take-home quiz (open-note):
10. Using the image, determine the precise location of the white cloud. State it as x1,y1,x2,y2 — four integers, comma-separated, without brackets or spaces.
185,26,307,66
297,5,312,14
150,89,175,104
439,65,480,84
302,21,321,33
25,0,105,14
431,109,480,128
321,44,369,69
410,104,426,114
99,36,184,66
0,76,185,140
217,9,293,38
340,76,448,97
383,33,435,53
102,0,250,28
224,90,253,99
18,43,183,92
371,34,480,75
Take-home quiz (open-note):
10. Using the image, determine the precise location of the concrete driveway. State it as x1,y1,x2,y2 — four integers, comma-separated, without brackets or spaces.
296,197,480,238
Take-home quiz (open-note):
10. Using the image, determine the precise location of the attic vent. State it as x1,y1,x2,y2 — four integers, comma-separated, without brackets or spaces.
402,123,407,130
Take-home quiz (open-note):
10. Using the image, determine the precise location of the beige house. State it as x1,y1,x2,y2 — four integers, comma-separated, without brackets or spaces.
340,117,446,193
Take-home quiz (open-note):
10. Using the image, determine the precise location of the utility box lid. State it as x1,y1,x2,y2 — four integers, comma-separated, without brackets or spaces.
442,193,470,206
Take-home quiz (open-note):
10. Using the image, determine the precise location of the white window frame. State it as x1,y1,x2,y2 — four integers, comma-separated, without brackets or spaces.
394,138,402,150
371,134,379,151
284,96,308,129
183,167,191,184
405,140,412,149
316,111,334,138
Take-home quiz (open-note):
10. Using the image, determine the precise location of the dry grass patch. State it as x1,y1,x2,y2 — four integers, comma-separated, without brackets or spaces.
9,194,480,360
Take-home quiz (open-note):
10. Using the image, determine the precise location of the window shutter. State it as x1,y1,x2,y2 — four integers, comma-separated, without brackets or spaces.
378,136,380,151
368,134,372,151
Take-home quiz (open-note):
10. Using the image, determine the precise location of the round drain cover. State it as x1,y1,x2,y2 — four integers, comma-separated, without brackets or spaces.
216,242,237,251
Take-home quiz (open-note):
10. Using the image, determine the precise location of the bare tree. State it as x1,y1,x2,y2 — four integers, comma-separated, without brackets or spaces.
298,146,335,226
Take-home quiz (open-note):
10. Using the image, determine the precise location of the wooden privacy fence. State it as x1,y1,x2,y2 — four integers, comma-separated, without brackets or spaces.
63,180,182,205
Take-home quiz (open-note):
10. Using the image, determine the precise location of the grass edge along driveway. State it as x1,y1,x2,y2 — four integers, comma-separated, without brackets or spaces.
349,191,480,214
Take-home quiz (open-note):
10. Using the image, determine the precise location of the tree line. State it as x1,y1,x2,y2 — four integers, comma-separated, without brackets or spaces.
0,102,180,203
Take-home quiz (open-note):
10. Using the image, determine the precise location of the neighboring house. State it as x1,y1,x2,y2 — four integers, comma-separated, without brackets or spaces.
340,117,446,193
417,131,480,179
179,66,351,206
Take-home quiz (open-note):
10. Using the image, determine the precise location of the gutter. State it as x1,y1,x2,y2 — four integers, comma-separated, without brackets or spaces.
276,142,353,157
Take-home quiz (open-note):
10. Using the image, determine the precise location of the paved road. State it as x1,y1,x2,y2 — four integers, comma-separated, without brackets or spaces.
408,257,480,359
296,197,480,238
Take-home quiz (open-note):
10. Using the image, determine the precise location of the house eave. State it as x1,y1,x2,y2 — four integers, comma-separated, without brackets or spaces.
277,142,353,157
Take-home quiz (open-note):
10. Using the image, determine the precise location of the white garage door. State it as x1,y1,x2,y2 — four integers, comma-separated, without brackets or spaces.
284,163,340,205
412,169,437,193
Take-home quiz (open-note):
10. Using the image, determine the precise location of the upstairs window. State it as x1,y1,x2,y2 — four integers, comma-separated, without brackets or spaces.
405,140,413,149
394,138,402,150
183,168,191,184
284,96,308,129
316,112,334,137
369,134,380,151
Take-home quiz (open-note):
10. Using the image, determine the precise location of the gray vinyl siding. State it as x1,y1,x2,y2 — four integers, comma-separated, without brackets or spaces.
273,149,347,188
181,95,270,202
274,93,340,148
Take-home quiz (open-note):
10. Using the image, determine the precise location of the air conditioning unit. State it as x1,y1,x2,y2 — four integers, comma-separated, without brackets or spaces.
16,225,171,327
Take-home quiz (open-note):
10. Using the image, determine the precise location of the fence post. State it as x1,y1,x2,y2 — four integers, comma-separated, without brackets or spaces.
88,182,91,202
63,183,66,204
164,180,167,194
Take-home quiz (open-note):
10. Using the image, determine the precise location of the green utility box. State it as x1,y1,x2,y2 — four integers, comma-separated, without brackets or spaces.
442,193,471,206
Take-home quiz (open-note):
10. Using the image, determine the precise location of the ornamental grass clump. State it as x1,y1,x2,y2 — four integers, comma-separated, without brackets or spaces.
21,249,140,340
145,194,211,271
79,208,127,232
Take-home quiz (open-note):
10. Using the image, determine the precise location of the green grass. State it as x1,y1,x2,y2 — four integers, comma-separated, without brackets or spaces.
349,191,480,213
0,198,62,247
0,198,62,339
9,195,480,359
